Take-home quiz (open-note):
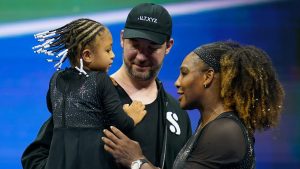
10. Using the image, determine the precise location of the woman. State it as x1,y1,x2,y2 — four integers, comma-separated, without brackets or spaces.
102,41,284,169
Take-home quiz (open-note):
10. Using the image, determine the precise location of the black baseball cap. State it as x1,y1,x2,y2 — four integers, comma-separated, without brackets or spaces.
123,3,172,45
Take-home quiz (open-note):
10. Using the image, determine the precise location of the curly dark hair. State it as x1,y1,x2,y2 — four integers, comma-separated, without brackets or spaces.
195,41,285,135
220,45,284,134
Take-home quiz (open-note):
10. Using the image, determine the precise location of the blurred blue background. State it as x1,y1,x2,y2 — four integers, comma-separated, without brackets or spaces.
0,0,299,168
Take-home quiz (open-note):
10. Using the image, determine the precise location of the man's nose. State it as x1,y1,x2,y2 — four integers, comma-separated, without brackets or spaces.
136,51,148,61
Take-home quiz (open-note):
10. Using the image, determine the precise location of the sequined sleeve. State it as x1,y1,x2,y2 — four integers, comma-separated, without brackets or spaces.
46,71,60,114
97,72,134,132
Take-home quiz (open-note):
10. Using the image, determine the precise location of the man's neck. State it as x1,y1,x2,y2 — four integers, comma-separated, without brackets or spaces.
111,66,158,104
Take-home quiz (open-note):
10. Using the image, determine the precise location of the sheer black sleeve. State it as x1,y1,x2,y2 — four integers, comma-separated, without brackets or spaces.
184,118,247,169
97,72,134,132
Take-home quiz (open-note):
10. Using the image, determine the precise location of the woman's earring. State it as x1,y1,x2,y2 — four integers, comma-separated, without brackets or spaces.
204,84,207,88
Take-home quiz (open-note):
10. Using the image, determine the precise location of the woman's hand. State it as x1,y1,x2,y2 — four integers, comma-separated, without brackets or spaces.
102,126,145,167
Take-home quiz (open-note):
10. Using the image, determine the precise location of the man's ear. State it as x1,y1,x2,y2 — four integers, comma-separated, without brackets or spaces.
165,38,174,55
81,49,93,63
120,30,124,48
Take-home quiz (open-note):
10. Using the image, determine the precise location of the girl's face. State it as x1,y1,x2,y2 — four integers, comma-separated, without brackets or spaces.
88,29,115,72
175,52,207,110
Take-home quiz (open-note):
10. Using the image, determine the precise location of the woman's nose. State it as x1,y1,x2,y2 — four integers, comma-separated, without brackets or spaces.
175,76,181,88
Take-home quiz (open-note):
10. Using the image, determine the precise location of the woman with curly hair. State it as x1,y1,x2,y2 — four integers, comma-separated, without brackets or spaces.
102,41,284,169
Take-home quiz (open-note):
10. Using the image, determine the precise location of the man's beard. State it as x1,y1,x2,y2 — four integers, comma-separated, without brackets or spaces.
124,60,162,81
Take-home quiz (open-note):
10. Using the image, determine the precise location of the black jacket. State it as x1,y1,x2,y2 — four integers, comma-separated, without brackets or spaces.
153,80,192,169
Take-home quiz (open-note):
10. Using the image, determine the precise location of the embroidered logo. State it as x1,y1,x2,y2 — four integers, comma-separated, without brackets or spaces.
137,16,158,23
166,111,181,135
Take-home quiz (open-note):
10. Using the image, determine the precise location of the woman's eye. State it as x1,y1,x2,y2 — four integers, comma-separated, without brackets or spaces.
180,68,189,76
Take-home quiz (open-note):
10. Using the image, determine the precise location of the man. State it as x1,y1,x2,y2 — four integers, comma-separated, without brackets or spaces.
21,3,192,169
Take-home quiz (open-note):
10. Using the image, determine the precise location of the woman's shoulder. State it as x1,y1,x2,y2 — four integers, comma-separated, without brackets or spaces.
199,113,248,161
205,113,246,140
190,113,253,169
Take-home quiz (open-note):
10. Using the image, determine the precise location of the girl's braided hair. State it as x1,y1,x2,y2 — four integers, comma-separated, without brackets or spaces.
33,18,107,70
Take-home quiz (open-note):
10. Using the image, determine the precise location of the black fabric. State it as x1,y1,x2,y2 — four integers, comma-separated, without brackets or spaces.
21,78,192,169
114,86,160,165
21,118,53,169
23,68,134,169
173,112,255,169
49,68,134,130
193,47,220,72
117,81,192,169
46,128,117,169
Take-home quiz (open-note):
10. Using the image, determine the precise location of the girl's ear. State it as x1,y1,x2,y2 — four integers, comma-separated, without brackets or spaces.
81,49,93,63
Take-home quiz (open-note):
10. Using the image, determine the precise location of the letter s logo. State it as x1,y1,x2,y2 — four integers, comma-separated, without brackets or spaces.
166,112,181,135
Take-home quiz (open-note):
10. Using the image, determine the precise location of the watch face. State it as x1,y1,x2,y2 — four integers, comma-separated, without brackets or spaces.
131,160,141,169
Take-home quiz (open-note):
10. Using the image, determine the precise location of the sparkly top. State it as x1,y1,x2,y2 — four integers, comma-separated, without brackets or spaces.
47,68,134,130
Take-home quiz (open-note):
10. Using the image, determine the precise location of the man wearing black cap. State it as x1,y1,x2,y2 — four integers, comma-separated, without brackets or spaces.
123,3,172,45
110,3,192,169
21,3,191,169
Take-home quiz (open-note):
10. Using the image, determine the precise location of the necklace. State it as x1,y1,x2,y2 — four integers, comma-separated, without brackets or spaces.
199,111,223,129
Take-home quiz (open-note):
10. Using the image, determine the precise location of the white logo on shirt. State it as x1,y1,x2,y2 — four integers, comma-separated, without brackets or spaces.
138,16,158,23
166,111,181,135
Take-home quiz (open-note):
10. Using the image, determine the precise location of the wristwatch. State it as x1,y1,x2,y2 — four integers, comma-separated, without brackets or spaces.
131,158,148,169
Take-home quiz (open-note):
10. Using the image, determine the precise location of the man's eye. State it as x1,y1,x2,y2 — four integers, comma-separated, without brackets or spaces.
132,44,139,49
149,46,159,51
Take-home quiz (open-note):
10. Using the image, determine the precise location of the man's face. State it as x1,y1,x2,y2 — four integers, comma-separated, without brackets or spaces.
121,33,173,81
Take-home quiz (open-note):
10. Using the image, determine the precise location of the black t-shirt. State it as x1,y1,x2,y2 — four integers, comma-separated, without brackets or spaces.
131,99,159,165
114,85,160,166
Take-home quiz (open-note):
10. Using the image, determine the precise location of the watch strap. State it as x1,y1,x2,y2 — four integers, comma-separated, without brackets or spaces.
139,158,148,167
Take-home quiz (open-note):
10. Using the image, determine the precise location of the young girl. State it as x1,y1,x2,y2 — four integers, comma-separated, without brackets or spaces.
32,18,146,169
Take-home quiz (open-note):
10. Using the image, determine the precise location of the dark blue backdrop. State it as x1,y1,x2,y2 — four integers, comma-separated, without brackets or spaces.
0,1,299,168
